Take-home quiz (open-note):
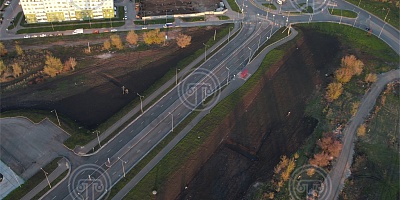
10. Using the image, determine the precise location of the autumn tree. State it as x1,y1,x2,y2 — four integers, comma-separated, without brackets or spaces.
350,59,364,76
103,40,111,50
126,30,138,45
309,152,330,167
12,63,22,77
306,168,316,177
176,33,192,48
357,124,366,137
43,55,63,77
143,29,165,45
0,60,6,74
0,42,7,56
335,67,353,83
365,73,377,83
15,45,23,56
328,140,342,158
341,54,364,76
110,35,123,50
63,57,77,72
325,82,343,102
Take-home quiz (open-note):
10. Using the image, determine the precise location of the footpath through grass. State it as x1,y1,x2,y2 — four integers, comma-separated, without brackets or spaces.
134,18,174,25
4,158,63,200
328,8,358,18
341,90,399,199
115,28,295,200
346,0,399,28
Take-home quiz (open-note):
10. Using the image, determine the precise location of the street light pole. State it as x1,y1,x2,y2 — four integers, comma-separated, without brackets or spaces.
228,27,233,42
225,67,230,86
258,35,261,49
41,168,51,189
118,157,127,177
51,109,61,127
378,22,386,38
175,68,180,85
202,43,208,61
339,9,343,24
95,130,101,148
247,47,252,65
137,93,144,113
169,112,173,132
383,8,390,22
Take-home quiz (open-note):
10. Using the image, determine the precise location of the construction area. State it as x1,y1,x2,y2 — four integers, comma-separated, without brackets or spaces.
136,0,223,18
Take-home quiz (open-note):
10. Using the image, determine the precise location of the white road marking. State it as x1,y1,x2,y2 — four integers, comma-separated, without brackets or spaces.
178,113,181,116
107,149,111,153
137,150,140,153
141,121,144,124
95,160,98,163
147,140,151,143
151,112,154,115
52,196,57,200
113,172,116,175
158,130,161,133
161,104,163,107
119,139,122,143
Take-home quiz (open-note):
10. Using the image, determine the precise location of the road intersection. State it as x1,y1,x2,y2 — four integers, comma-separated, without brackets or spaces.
0,0,398,199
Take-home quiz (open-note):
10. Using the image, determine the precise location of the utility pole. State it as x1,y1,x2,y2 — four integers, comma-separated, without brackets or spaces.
137,93,144,113
118,157,127,177
88,42,91,53
41,168,51,189
51,109,61,127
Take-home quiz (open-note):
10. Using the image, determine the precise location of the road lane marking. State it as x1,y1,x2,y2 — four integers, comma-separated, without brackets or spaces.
161,104,163,107
151,112,154,115
95,160,98,163
52,196,57,200
107,149,111,153
148,140,151,143
158,130,161,133
113,172,116,175
137,150,140,153
141,121,144,124
178,113,181,116
119,139,123,143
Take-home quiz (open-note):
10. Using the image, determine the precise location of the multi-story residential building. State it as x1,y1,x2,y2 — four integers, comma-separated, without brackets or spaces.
20,0,114,23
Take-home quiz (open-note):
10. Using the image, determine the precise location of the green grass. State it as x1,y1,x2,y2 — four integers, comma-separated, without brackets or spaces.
217,15,230,20
341,92,399,199
252,27,287,60
298,23,398,63
329,9,358,18
262,3,277,10
4,158,63,200
7,11,22,30
31,170,68,200
16,22,125,34
180,17,205,22
346,0,399,29
134,18,174,25
117,29,296,200
226,0,242,13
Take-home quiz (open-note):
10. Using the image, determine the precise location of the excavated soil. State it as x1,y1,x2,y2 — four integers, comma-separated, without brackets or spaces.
155,28,341,200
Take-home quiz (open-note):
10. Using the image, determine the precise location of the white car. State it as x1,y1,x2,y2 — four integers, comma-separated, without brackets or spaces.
276,0,282,5
4,1,10,6
110,29,117,32
141,27,147,30
39,34,47,37
32,35,38,38
23,35,30,38
124,6,127,11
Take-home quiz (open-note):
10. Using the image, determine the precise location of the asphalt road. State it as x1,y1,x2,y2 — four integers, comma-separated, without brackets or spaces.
1,0,398,199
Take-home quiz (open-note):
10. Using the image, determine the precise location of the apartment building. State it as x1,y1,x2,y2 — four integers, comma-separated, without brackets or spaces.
20,0,114,23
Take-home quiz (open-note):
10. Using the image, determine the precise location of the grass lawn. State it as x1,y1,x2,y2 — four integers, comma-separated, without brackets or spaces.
134,18,174,25
4,158,63,200
346,0,399,29
329,9,358,18
16,22,125,34
180,17,204,22
262,3,277,10
341,91,399,199
217,15,230,20
112,28,296,200
226,0,242,13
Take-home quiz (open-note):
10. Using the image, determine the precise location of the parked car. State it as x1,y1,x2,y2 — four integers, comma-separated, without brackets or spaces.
32,35,38,38
39,34,47,37
92,30,99,34
4,1,11,6
23,35,30,38
141,27,147,30
123,16,127,20
114,6,117,11
56,33,63,36
104,29,110,33
276,0,282,5
48,34,54,36
124,6,127,11
110,29,117,32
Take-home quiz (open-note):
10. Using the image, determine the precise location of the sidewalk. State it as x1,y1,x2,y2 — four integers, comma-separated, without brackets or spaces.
21,158,69,200
74,21,242,155
111,26,298,200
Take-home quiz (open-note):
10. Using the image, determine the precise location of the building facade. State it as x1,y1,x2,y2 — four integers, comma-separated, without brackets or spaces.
20,0,114,23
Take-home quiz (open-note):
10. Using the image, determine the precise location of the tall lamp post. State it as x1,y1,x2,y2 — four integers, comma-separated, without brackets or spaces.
247,47,252,65
169,112,173,132
41,168,51,189
228,27,233,42
175,68,180,85
118,157,127,177
94,130,101,148
202,43,209,61
225,67,230,86
51,109,61,127
137,93,144,113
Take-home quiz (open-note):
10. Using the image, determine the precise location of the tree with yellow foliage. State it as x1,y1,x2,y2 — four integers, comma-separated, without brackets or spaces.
110,35,124,50
357,124,367,137
12,63,22,77
176,33,192,48
126,30,138,45
15,45,23,56
325,82,343,102
43,55,63,77
0,42,7,56
103,40,111,50
335,67,353,83
143,29,165,45
365,73,377,83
